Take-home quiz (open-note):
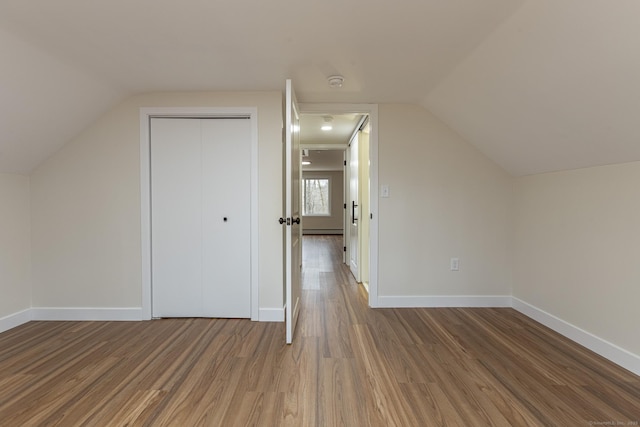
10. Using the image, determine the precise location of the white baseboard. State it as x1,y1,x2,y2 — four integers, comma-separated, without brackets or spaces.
512,298,640,376
0,309,32,334
31,307,143,321
375,295,639,375
4,299,638,376
259,307,284,322
376,295,512,308
4,306,284,327
360,282,370,293
303,229,343,235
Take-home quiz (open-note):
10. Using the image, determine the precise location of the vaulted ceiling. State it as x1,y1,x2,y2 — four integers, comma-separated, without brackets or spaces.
2,0,639,176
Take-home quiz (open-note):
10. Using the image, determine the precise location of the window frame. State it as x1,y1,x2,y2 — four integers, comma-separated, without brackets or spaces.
302,175,332,217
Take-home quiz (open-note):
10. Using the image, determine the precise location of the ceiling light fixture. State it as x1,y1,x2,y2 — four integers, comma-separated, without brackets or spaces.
321,115,333,131
302,161,311,165
328,75,344,88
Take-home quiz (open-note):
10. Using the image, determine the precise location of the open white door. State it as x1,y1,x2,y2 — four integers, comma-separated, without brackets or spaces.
285,79,302,344
348,133,360,281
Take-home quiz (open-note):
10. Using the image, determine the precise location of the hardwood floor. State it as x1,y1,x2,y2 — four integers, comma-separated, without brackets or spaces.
1,235,638,426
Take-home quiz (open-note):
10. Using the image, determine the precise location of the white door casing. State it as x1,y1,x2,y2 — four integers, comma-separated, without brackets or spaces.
343,150,348,264
140,107,259,321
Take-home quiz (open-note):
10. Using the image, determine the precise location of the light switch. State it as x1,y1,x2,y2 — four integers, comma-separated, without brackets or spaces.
381,185,390,198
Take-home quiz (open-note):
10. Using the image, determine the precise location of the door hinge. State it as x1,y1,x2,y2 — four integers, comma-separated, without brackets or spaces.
370,213,373,219
344,203,347,209
344,160,347,166
343,246,346,252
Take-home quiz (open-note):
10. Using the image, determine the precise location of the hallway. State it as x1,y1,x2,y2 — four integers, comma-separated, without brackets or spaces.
0,236,638,425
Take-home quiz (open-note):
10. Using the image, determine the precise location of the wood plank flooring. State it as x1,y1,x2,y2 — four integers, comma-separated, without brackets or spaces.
1,235,639,426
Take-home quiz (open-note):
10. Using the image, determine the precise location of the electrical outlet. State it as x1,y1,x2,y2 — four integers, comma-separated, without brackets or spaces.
450,257,459,271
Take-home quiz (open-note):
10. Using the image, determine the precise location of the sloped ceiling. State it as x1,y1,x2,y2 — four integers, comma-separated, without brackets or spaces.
2,0,639,177
0,0,522,173
0,27,125,173
425,0,640,176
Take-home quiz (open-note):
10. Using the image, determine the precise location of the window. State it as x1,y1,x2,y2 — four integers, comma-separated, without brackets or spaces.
303,177,330,216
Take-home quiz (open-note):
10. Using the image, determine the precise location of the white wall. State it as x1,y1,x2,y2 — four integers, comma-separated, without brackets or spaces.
514,162,640,357
10,95,640,372
30,91,283,314
0,173,31,319
377,104,513,301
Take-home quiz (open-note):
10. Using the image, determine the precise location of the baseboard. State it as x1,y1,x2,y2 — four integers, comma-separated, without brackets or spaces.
31,307,143,321
302,229,343,235
259,307,284,322
512,297,640,376
6,299,638,376
0,309,32,334
6,306,282,324
376,295,512,308
360,281,370,293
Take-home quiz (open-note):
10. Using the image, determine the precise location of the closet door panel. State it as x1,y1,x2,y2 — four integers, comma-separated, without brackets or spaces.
201,118,251,318
151,118,203,317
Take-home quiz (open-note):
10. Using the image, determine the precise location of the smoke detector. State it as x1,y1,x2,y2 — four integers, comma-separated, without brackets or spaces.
328,75,344,88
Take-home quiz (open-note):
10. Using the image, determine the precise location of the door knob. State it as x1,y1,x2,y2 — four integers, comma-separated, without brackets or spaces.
279,217,286,224
293,217,301,224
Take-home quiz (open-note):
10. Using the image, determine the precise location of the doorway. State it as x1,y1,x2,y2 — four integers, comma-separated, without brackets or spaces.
298,105,378,305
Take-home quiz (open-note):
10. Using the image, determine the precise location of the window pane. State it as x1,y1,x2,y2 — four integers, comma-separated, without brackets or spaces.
303,178,330,216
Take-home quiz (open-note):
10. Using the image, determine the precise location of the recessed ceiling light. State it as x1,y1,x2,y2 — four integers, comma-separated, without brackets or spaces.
321,115,333,131
302,161,311,165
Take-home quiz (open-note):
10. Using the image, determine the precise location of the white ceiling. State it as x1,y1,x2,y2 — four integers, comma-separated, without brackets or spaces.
302,150,344,172
0,26,125,173
425,0,640,176
2,0,640,177
0,0,523,173
300,114,363,146
300,114,362,172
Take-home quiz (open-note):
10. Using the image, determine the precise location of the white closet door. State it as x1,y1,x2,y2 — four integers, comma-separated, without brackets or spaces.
151,117,251,318
151,118,203,317
201,118,251,318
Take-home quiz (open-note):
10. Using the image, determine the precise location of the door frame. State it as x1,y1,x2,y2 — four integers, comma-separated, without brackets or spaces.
139,107,259,320
298,103,379,308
